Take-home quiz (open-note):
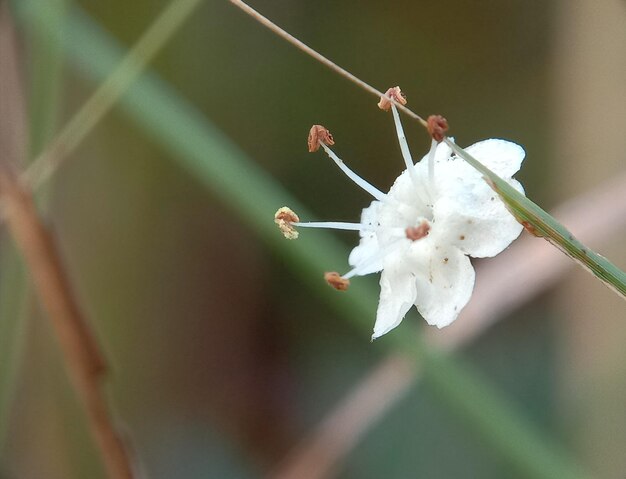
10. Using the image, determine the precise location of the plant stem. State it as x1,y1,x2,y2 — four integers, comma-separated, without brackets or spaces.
445,139,626,299
18,0,204,189
0,168,133,479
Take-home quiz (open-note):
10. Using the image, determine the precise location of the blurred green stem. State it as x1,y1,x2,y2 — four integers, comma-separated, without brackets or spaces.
446,139,626,298
0,242,30,452
15,7,590,478
15,0,204,189
26,0,68,158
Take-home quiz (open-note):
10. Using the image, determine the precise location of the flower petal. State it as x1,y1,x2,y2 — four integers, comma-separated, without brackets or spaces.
411,244,475,328
348,201,384,274
424,139,525,258
465,139,525,177
425,139,524,202
371,251,417,339
432,179,524,258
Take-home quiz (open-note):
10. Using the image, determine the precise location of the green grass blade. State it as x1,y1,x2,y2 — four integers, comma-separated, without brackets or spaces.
15,6,591,478
24,0,69,157
445,139,626,298
0,242,29,451
13,0,204,188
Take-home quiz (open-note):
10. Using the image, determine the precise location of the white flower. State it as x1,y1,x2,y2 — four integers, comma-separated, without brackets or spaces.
276,95,525,340
352,137,525,338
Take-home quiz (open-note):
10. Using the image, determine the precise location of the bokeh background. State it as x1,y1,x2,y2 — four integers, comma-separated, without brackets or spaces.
0,0,625,478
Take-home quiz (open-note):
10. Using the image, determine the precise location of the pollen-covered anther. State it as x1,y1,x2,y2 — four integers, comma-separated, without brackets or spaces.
308,125,335,153
274,206,300,240
427,115,449,143
324,271,350,291
405,221,431,241
377,86,407,111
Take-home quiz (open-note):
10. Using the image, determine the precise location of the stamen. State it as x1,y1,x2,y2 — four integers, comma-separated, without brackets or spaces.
390,105,421,185
296,221,362,231
405,220,430,241
427,138,437,187
319,143,386,201
308,125,335,153
426,115,448,143
377,86,407,112
274,206,299,239
324,272,350,291
342,268,364,280
389,102,432,206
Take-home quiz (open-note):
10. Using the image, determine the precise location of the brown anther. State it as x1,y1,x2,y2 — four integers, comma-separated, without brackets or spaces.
274,206,300,240
324,272,350,291
427,115,449,142
377,86,407,111
405,221,430,241
308,125,335,153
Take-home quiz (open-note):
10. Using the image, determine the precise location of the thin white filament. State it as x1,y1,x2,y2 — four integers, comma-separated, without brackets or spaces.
296,221,362,231
391,105,420,186
390,106,415,171
390,105,431,207
427,139,437,188
320,143,386,201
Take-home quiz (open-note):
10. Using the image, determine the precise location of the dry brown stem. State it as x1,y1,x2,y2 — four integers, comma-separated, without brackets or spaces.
0,168,135,479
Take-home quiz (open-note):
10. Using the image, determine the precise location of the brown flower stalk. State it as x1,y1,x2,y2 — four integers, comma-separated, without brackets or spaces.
0,168,135,479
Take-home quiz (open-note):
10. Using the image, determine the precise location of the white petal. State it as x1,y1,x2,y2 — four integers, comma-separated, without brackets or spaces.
371,252,417,339
424,140,525,258
348,235,383,275
349,201,384,274
426,139,524,204
432,179,524,258
411,245,475,328
379,170,432,224
359,200,382,229
465,139,525,177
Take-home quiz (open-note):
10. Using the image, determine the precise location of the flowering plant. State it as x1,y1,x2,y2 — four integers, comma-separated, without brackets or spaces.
276,89,525,339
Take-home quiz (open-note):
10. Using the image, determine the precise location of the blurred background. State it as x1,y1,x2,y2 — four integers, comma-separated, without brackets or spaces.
0,0,625,478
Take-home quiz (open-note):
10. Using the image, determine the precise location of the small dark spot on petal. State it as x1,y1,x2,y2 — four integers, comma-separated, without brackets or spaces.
490,197,495,201
443,257,449,263
459,235,465,240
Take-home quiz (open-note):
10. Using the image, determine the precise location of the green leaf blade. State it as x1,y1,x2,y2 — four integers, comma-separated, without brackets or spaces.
446,139,626,298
